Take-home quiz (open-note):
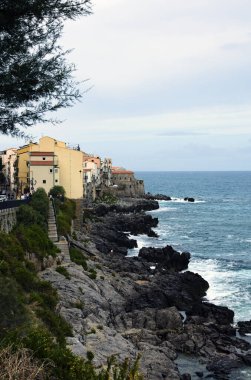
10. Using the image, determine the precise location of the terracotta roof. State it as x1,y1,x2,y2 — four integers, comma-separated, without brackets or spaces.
30,161,54,166
112,170,134,175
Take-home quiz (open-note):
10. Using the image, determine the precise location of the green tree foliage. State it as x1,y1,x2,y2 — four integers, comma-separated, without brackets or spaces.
0,0,92,137
30,187,49,223
0,276,27,337
16,188,58,257
0,186,145,380
54,196,76,236
49,185,66,198
17,204,46,230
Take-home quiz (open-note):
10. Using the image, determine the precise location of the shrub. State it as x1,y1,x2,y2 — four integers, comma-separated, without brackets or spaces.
56,266,71,280
69,247,88,270
49,185,66,198
0,276,27,336
17,205,47,231
0,345,49,380
88,268,97,280
36,308,73,344
30,188,49,224
54,198,76,236
95,191,118,205
73,300,84,310
14,224,58,259
86,351,94,361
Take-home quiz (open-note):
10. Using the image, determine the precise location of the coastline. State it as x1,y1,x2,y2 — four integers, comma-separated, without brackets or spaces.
41,196,251,379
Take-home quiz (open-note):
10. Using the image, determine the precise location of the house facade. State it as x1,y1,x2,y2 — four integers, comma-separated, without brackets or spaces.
0,148,17,191
17,137,83,199
111,167,145,197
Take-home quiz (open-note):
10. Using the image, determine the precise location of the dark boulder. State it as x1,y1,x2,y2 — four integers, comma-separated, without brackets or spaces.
184,197,195,202
188,302,234,325
139,245,191,272
237,320,251,336
145,193,172,201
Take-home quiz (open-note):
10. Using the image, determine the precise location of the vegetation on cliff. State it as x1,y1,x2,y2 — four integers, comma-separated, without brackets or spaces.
0,188,143,379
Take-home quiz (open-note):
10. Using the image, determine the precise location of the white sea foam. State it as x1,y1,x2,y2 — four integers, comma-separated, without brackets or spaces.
168,197,205,203
189,258,251,321
150,207,177,213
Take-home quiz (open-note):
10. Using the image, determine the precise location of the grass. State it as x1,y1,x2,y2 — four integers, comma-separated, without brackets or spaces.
69,247,88,270
55,266,71,280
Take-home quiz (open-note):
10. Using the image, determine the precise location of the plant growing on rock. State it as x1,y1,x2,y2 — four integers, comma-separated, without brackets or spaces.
70,247,88,270
55,266,71,280
0,345,49,380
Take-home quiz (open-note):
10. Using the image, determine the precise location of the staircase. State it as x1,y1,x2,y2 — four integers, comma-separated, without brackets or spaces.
48,201,58,242
55,237,71,263
48,200,71,263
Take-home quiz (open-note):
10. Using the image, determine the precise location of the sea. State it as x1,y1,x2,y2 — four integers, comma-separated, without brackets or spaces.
128,171,251,323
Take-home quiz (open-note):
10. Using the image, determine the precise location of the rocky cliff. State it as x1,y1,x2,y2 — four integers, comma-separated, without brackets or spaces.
40,198,251,380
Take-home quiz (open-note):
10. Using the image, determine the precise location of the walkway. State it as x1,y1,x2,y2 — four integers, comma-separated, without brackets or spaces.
48,200,71,263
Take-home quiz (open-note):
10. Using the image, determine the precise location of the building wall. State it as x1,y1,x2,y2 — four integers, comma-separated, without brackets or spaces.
17,137,83,199
0,148,17,190
55,145,83,199
17,143,37,193
30,165,59,194
111,171,145,198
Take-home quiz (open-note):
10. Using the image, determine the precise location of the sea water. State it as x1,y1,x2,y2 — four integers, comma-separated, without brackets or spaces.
128,171,251,322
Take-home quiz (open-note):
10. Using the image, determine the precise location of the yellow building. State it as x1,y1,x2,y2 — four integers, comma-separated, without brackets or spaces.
16,142,38,194
17,137,83,199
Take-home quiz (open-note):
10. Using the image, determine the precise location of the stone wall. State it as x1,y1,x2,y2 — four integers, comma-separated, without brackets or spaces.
0,207,17,233
109,179,145,198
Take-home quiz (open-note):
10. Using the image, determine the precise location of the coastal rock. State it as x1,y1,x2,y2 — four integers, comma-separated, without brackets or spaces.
238,320,251,336
145,193,172,201
39,196,251,380
88,202,159,255
241,349,251,365
184,197,195,202
188,302,234,325
94,198,159,216
206,355,242,378
138,245,191,272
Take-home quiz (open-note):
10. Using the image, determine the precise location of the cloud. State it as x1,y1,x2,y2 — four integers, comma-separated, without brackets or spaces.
157,130,208,137
1,0,251,171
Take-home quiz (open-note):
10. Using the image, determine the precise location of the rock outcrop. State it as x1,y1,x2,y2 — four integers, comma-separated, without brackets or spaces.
40,198,251,380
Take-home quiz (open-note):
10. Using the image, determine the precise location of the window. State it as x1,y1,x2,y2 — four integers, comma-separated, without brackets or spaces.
43,157,46,160
55,180,58,183
43,180,46,183
50,169,52,173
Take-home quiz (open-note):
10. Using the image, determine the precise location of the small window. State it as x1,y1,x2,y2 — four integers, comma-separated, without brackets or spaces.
43,157,46,160
50,169,52,173
55,180,58,183
43,180,46,183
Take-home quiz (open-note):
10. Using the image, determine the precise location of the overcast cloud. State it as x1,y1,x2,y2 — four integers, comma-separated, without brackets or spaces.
1,0,251,170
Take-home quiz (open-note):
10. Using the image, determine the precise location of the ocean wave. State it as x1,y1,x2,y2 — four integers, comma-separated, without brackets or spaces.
151,207,177,213
158,198,205,204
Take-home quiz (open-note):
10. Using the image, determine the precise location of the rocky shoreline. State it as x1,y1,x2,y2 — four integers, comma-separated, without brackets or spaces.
41,197,251,380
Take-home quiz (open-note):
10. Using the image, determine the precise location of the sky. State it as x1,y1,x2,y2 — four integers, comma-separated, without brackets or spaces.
1,0,251,170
